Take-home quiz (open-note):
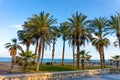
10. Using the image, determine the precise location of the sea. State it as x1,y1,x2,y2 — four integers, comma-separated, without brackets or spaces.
0,57,110,63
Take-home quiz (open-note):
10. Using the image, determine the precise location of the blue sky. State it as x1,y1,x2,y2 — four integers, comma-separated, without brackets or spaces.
0,0,120,59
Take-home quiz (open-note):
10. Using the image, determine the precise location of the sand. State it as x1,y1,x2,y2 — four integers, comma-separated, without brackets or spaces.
0,62,21,75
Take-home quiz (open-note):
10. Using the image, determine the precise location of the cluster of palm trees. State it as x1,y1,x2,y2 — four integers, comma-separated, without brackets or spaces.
5,11,120,73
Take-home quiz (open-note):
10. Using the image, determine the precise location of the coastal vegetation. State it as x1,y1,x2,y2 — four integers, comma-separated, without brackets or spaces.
111,55,120,69
18,50,36,72
79,50,91,70
21,64,112,73
5,38,22,73
89,17,110,69
5,11,120,73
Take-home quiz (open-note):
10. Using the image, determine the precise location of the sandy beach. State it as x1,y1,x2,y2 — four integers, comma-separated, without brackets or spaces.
0,62,21,75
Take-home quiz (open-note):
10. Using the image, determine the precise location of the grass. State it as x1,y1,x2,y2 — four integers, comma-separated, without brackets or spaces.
25,65,76,72
39,65,77,71
21,64,113,73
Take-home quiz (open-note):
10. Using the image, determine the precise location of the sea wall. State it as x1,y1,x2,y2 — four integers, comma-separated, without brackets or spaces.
0,69,110,80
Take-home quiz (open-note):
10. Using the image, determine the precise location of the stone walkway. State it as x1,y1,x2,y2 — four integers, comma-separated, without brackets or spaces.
71,74,120,80
0,62,21,75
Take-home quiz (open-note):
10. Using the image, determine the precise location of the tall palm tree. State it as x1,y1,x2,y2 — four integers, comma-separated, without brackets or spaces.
20,11,56,71
24,17,40,63
50,26,60,65
79,50,91,70
5,38,22,73
68,30,77,66
90,17,110,69
109,13,120,48
17,29,33,51
30,12,57,71
68,12,89,69
33,37,39,64
41,41,45,64
111,55,120,69
41,38,51,64
72,38,76,66
59,22,71,66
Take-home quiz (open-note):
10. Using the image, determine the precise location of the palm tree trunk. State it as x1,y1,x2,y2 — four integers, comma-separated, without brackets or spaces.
101,47,105,68
76,33,80,69
10,56,15,73
23,58,28,73
81,59,84,70
116,61,119,69
99,54,103,69
62,40,65,66
52,39,56,65
77,45,80,69
99,47,104,69
117,33,120,48
118,39,120,49
76,34,80,69
73,45,75,66
34,39,38,64
102,54,105,68
36,38,43,71
41,41,45,64
26,44,30,51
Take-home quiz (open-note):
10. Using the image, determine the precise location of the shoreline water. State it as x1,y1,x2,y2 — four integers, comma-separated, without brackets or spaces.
0,57,110,63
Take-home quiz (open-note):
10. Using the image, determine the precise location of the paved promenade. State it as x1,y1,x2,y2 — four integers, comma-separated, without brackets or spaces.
71,74,120,80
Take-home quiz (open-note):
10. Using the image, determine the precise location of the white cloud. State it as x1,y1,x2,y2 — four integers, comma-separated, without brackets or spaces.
10,25,23,30
91,33,98,39
109,36,117,43
92,33,117,43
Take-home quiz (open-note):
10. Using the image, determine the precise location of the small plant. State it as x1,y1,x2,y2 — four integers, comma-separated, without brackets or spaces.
111,55,120,69
78,50,92,70
17,50,36,72
109,59,113,66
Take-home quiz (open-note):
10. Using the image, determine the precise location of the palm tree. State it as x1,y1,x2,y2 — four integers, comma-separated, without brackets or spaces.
5,38,22,73
41,41,45,64
109,59,113,65
67,28,76,66
59,22,71,66
20,11,57,71
79,50,91,70
17,29,33,51
72,38,76,66
33,37,39,64
68,12,89,69
50,26,60,65
19,50,36,72
30,12,57,71
24,17,40,64
40,38,51,64
111,55,120,69
109,13,120,48
89,17,110,69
